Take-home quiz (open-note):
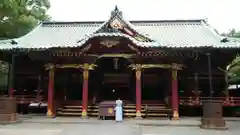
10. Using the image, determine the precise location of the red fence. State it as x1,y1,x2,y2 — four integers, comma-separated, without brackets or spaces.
180,97,240,107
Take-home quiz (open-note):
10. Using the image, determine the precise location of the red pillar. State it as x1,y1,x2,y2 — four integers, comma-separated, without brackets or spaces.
82,63,89,118
171,68,179,120
9,88,14,98
135,67,142,118
47,66,55,117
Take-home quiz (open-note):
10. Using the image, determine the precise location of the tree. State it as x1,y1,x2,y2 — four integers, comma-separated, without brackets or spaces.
0,0,51,38
226,55,240,83
221,28,240,38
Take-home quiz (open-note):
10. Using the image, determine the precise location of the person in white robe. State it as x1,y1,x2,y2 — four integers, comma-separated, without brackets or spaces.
115,98,123,122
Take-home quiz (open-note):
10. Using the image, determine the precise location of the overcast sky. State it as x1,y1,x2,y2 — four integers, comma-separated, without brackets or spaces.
48,0,239,33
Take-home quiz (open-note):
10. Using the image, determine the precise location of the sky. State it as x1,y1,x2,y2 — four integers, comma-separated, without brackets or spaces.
47,0,240,33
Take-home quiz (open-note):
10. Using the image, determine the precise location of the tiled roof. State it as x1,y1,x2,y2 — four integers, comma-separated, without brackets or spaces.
0,7,239,50
228,37,240,43
0,39,18,50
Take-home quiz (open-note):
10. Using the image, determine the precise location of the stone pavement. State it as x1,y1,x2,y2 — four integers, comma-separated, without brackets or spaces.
0,116,239,135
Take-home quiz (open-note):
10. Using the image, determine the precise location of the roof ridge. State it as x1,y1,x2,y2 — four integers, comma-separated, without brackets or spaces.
41,19,205,25
200,20,223,42
75,7,156,42
42,21,104,25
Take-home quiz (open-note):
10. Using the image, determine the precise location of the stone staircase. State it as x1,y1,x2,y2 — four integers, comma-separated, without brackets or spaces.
57,105,99,117
123,104,170,118
57,103,171,118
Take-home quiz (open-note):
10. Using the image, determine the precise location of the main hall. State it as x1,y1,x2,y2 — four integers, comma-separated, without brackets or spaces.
0,6,239,119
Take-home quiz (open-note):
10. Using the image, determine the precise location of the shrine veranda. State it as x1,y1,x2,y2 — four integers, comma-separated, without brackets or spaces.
0,6,240,119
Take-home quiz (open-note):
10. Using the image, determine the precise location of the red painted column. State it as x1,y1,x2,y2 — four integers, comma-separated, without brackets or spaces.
135,66,142,118
171,68,179,120
47,65,55,117
82,63,89,118
9,88,14,98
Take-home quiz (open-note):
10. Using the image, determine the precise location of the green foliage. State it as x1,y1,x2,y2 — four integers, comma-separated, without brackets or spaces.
233,33,240,38
221,28,240,38
0,0,51,38
227,55,240,83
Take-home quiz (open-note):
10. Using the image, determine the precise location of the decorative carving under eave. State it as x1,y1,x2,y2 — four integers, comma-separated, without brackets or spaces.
129,64,142,80
129,64,185,70
100,40,120,48
55,64,82,69
44,63,97,70
141,64,172,69
89,53,135,58
79,63,97,70
44,63,55,70
171,63,185,70
129,64,142,70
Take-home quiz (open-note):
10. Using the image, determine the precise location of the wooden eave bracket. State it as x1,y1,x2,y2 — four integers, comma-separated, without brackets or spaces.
128,63,185,70
44,63,97,70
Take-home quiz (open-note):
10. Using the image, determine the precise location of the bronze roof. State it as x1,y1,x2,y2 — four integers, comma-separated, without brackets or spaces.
0,6,239,50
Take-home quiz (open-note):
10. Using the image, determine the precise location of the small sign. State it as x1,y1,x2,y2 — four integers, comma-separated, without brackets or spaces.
108,108,113,114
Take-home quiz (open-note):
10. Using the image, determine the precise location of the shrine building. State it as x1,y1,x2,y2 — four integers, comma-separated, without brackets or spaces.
0,6,240,119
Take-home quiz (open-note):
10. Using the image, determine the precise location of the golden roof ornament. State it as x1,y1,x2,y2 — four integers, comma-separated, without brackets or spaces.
110,18,123,29
100,40,119,48
111,5,122,18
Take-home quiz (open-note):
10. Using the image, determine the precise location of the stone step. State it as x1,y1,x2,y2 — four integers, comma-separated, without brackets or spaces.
57,112,98,116
57,104,170,118
61,108,99,112
64,106,99,109
57,111,168,117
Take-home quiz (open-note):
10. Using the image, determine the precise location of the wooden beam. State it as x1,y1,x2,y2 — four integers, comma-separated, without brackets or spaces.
44,63,97,70
129,63,185,70
87,53,135,58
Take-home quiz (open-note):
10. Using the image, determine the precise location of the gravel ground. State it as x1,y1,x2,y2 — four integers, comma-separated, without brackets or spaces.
0,117,239,135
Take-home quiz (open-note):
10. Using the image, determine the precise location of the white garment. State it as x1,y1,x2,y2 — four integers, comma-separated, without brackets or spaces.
115,99,123,122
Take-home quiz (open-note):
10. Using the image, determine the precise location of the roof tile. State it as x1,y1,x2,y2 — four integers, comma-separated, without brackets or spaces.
0,20,239,50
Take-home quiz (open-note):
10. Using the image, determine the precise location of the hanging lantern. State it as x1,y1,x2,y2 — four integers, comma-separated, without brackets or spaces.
113,58,119,69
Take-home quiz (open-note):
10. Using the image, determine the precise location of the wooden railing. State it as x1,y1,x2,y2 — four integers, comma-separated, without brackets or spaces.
180,97,240,106
15,95,45,104
0,94,45,104
1,91,240,107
